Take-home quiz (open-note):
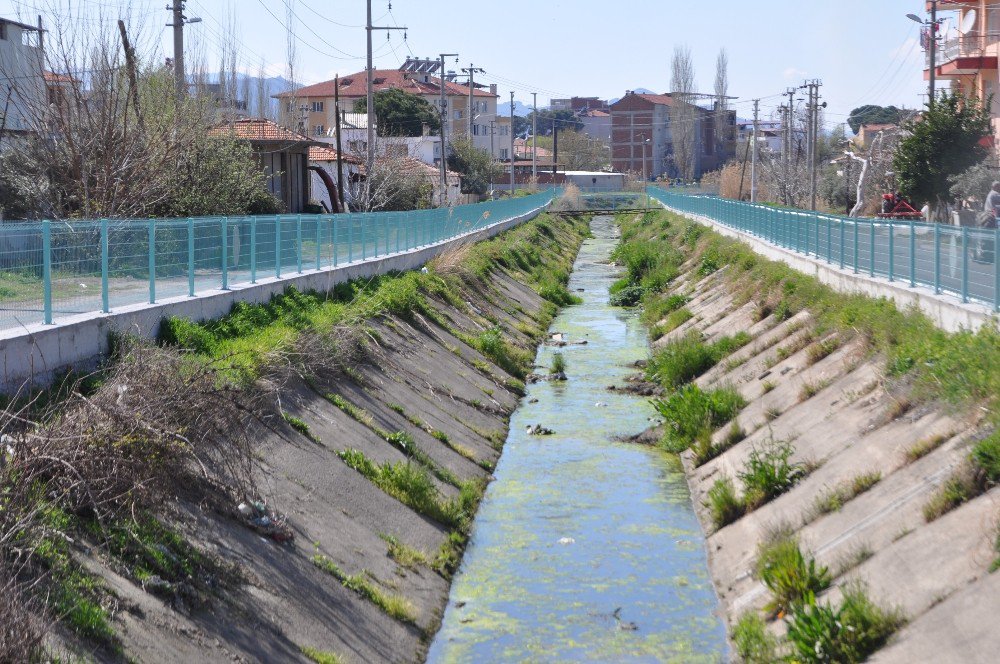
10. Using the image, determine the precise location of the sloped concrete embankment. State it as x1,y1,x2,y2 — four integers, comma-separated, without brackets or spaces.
46,216,588,663
647,257,999,661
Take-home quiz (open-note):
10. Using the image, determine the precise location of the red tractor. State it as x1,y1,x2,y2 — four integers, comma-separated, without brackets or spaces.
877,193,923,220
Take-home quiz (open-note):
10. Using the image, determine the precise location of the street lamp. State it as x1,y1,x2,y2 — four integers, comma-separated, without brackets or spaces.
642,137,651,183
907,2,942,107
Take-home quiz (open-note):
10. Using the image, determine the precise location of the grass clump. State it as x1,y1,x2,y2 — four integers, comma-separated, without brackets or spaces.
811,471,882,517
923,462,980,522
652,384,746,456
283,413,320,444
311,555,416,624
550,352,567,377
469,326,532,380
644,293,689,324
706,477,745,529
379,534,429,570
972,431,1000,483
732,612,780,664
739,439,806,509
300,646,345,664
905,433,949,462
785,585,905,664
646,332,751,389
755,535,831,617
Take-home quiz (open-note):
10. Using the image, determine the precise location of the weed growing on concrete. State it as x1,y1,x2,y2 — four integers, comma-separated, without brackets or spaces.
905,433,949,463
311,555,417,624
784,584,904,664
799,379,832,402
652,384,746,456
467,327,532,380
644,293,689,324
755,535,831,616
707,477,745,529
972,431,1000,483
379,534,429,570
834,544,875,577
923,462,980,522
283,413,321,444
646,331,751,389
811,472,882,518
805,337,840,366
338,449,455,527
732,612,780,663
739,439,806,509
761,380,776,394
300,646,345,664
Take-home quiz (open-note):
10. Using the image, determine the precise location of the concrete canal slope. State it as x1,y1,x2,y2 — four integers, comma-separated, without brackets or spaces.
9,214,590,663
621,208,1000,662
428,215,727,662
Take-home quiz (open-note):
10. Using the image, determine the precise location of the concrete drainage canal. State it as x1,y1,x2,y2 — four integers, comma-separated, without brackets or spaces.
427,215,727,662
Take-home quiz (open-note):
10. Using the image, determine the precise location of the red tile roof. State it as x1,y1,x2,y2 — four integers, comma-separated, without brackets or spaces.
635,93,675,106
210,118,316,144
43,71,76,84
274,69,495,99
308,145,363,164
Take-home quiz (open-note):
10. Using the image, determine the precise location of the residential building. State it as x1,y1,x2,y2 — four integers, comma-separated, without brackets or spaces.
924,1,1000,149
210,118,318,213
551,96,609,113
0,16,45,135
580,109,611,142
736,119,784,152
273,63,498,157
854,123,900,149
610,91,735,179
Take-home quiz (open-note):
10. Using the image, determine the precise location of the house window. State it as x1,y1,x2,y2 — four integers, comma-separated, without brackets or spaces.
313,125,325,136
0,23,7,40
500,148,508,160
454,110,463,120
473,124,480,136
311,101,324,112
22,29,39,47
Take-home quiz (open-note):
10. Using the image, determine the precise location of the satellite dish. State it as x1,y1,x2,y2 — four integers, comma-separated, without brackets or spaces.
959,10,976,35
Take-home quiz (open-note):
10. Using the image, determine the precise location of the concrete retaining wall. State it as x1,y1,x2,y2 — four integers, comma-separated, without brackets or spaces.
0,205,546,394
658,203,997,333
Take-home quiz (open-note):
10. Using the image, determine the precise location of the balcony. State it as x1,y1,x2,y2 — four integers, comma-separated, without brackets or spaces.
925,33,998,78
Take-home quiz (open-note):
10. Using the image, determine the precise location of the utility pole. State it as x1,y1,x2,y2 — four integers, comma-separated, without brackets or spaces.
334,75,345,212
438,52,458,207
169,0,185,102
552,117,558,175
461,64,485,143
510,91,515,195
531,92,538,179
784,87,796,205
751,98,759,203
809,80,823,211
365,0,406,171
929,0,937,107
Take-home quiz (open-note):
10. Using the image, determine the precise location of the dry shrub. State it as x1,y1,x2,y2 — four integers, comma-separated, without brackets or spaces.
3,338,267,524
269,325,370,387
719,160,775,202
0,571,45,662
428,241,475,280
551,183,583,211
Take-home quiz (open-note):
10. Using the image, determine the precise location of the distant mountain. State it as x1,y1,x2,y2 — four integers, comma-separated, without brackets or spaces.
497,100,534,117
632,87,656,94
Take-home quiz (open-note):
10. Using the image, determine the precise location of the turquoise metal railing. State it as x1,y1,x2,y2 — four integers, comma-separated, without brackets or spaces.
647,187,1000,312
0,190,555,331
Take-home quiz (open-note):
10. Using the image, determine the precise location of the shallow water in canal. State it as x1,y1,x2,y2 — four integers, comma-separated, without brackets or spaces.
426,215,727,663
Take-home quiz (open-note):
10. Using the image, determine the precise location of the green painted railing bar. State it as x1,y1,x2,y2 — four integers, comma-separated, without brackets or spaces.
0,190,555,331
646,187,997,310
148,220,156,304
221,218,229,290
100,219,109,313
188,218,195,296
42,220,52,325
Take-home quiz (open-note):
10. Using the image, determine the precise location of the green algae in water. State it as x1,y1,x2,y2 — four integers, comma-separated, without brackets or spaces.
427,216,727,663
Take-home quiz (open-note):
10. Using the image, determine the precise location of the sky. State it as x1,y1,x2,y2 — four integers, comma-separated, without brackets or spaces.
0,0,934,130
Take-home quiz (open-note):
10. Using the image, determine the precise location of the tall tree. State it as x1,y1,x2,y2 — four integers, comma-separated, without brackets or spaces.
714,49,730,158
846,105,902,134
894,92,991,219
446,137,503,195
354,88,441,137
670,46,697,180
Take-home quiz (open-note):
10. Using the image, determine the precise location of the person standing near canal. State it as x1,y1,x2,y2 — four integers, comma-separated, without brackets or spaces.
975,181,1000,262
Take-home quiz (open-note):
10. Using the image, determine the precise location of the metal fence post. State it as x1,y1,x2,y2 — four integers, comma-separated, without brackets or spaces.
839,218,845,270
315,216,322,270
869,221,875,278
276,216,282,278
348,218,353,263
934,223,940,294
962,227,969,303
333,217,339,267
100,218,109,313
250,216,257,283
42,220,52,324
995,226,999,312
395,215,401,253
888,219,894,281
853,219,859,274
188,218,195,296
827,216,832,263
362,218,367,259
909,220,916,287
296,214,303,273
148,219,156,304
221,218,229,290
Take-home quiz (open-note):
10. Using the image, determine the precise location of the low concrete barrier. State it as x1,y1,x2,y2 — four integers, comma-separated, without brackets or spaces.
0,205,547,394
657,203,996,334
